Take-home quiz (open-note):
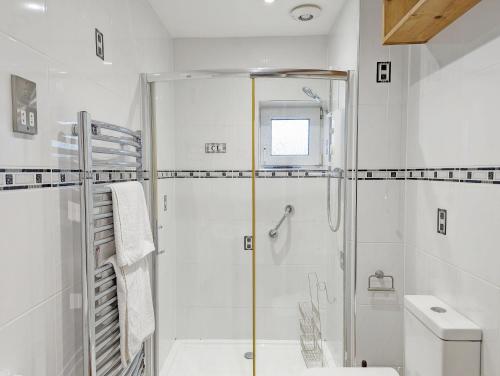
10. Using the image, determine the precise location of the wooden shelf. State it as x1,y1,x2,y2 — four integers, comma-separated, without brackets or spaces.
383,0,481,45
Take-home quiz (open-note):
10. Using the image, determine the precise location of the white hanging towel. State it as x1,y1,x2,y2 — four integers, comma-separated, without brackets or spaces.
108,181,155,267
107,255,155,367
106,181,156,366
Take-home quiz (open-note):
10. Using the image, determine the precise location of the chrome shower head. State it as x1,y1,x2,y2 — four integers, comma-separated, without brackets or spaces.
302,86,321,103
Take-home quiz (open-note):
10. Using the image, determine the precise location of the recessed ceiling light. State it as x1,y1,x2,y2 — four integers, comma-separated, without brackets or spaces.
264,0,275,4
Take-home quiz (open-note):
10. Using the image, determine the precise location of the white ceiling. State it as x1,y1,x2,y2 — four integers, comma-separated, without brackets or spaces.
147,0,347,38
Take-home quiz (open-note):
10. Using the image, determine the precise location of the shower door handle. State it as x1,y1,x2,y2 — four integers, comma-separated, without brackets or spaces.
157,225,166,255
327,168,343,232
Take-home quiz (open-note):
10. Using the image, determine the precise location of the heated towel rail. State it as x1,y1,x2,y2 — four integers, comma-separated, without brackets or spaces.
75,111,147,376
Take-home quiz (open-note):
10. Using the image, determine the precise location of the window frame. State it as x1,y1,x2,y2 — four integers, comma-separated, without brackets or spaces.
259,101,323,168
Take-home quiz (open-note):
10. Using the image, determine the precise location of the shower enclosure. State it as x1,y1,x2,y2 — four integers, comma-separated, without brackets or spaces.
142,69,354,376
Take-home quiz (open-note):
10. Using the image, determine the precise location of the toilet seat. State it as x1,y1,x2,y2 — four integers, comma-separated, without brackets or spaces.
302,368,399,376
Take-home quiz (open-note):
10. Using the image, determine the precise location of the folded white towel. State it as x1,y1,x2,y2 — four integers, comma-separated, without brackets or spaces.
109,181,155,267
107,255,155,367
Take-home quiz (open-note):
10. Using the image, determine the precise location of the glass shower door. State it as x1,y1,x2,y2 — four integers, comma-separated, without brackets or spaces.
153,76,254,376
252,76,348,376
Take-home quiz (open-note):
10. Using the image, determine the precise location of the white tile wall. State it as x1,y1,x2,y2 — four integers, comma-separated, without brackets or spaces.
0,1,172,374
354,0,407,368
156,52,346,353
355,304,404,367
173,36,328,72
172,178,339,342
404,2,500,375
327,0,359,71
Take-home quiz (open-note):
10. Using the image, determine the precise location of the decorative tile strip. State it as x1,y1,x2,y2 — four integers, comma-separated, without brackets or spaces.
0,168,80,191
3,166,500,190
0,168,150,191
356,169,406,181
157,169,330,179
357,167,500,184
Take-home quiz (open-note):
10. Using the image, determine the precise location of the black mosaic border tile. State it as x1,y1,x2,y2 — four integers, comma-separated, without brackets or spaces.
3,166,499,190
356,167,500,184
0,168,150,191
156,167,500,184
157,169,330,179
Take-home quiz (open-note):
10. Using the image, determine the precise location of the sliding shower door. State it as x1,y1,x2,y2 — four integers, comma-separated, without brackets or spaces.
153,76,254,376
252,76,348,375
151,71,350,376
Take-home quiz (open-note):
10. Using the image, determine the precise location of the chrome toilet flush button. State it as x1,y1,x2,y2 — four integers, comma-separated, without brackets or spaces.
431,306,447,313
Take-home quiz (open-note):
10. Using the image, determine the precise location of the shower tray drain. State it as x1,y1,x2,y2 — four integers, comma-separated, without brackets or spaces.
244,352,253,359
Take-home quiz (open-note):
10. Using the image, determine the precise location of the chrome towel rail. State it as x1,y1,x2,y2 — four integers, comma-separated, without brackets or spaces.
93,133,141,148
92,146,142,158
91,120,141,138
77,111,146,376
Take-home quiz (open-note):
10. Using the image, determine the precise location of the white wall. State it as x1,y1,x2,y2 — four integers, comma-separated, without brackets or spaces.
354,0,407,370
0,1,172,374
167,76,340,341
404,1,500,375
327,0,360,71
173,36,328,71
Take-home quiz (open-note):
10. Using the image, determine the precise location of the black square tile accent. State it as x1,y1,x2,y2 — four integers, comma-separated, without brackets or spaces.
288,172,292,177
305,172,309,177
409,172,413,177
239,172,243,177
120,173,124,180
206,172,210,177
449,171,453,179
190,172,194,177
467,171,472,179
271,172,276,177
391,171,396,178
367,172,373,178
36,174,42,183
434,171,438,178
420,171,424,178
488,171,494,180
5,174,13,185
60,173,66,183
222,172,227,177
96,173,100,181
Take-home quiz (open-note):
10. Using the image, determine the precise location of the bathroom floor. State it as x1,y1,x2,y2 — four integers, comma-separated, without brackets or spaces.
160,339,336,376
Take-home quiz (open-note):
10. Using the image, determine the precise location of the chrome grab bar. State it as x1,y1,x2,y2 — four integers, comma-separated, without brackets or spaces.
268,205,294,238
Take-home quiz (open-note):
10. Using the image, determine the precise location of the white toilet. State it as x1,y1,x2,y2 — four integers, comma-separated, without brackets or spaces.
303,295,482,376
404,295,482,376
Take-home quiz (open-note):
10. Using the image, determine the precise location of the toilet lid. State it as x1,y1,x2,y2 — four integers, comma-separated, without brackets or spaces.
302,368,399,376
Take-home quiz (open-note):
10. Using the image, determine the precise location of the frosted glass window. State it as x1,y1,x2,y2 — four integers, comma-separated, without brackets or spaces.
260,101,321,167
271,119,310,156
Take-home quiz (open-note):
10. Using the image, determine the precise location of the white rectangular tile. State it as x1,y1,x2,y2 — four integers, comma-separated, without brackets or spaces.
357,180,404,243
355,305,404,367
